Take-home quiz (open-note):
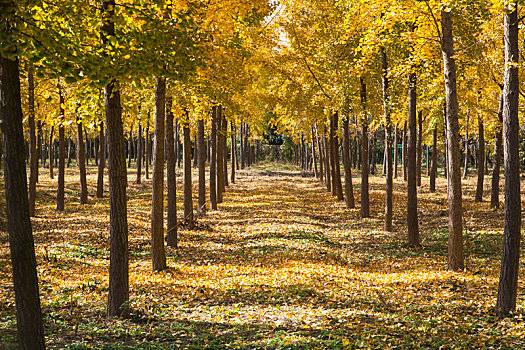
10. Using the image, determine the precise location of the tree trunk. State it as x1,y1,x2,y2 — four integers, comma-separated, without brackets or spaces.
183,119,194,227
96,119,105,198
145,124,150,179
128,127,133,168
416,111,423,187
402,121,407,181
407,72,419,246
240,122,245,169
150,77,167,271
1,46,46,350
360,77,370,218
27,64,38,217
311,126,318,178
430,125,438,192
393,125,398,179
198,118,206,214
342,117,355,209
475,116,485,202
231,122,236,184
216,106,224,203
315,124,323,182
37,121,43,181
67,131,73,168
223,117,228,188
331,113,344,200
382,47,393,232
463,108,470,179
210,107,218,210
136,122,142,184
496,8,521,316
166,98,178,248
441,9,464,271
76,116,88,204
323,131,331,192
56,89,65,211
49,126,54,179
491,95,503,209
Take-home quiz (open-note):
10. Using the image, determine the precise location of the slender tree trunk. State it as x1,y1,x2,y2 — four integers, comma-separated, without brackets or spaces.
76,116,88,204
407,72,419,246
37,121,43,181
67,131,73,168
96,119,105,198
475,116,485,202
183,119,194,227
145,124,150,179
223,117,228,188
166,98,177,248
27,64,38,217
198,118,206,214
315,124,324,182
496,8,521,316
240,122,245,169
128,126,133,168
323,131,332,192
1,46,46,350
210,107,217,210
393,125,398,179
231,122,236,184
150,77,167,271
430,125,438,192
463,108,470,179
342,117,355,209
416,111,423,187
49,126,54,179
136,122,142,184
331,113,344,200
441,9,464,271
402,121,407,181
360,77,370,218
491,95,503,209
311,127,319,178
216,106,224,203
56,89,65,211
382,47,393,232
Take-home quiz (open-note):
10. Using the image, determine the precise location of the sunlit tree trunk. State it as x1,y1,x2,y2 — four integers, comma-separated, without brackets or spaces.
210,107,218,210
76,116,88,204
56,88,65,211
183,118,194,227
475,116,485,202
382,47,393,232
407,72,419,246
136,122,142,184
198,118,206,214
342,117,355,209
360,77,370,218
416,111,423,187
166,99,178,248
430,125,438,193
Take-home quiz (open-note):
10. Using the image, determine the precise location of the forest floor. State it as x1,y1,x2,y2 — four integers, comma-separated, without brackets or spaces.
1,162,524,349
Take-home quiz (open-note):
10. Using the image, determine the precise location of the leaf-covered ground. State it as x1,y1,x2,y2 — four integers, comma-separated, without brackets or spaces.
1,163,524,349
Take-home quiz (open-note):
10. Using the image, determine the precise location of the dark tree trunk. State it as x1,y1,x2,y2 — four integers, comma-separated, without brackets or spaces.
210,107,217,210
136,122,142,184
315,124,324,182
331,113,344,200
56,89,65,211
342,117,355,209
128,127,133,169
491,95,503,209
102,0,129,317
151,77,167,271
360,77,370,218
96,119,105,198
49,126,54,179
475,116,485,202
323,131,331,192
402,121,407,181
496,8,521,316
216,106,224,203
416,111,423,187
166,98,177,248
231,122,236,184
1,46,46,350
37,121,43,181
145,124,150,179
27,64,38,217
430,125,438,192
312,127,319,178
463,109,470,180
393,125,398,179
382,47,393,232
76,116,88,204
240,122,245,169
67,131,73,168
407,72,419,246
441,9,464,271
223,116,228,188
198,118,206,214
183,119,194,227
193,135,198,168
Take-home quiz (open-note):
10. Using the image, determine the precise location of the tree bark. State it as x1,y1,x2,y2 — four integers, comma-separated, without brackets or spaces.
1,45,46,350
49,125,54,179
382,47,393,232
166,98,178,248
416,111,423,187
198,118,206,214
216,106,224,203
27,64,38,217
183,119,194,227
360,77,370,218
441,9,464,271
56,89,65,211
76,116,88,204
102,0,129,317
402,121,407,181
463,108,470,179
67,131,73,168
311,127,318,178
230,122,236,184
96,119,105,198
145,124,150,180
430,125,438,192
323,131,331,192
210,107,218,210
407,72,419,246
496,7,521,316
491,95,503,209
136,122,142,184
475,116,485,202
223,116,228,188
342,117,355,209
331,113,344,200
393,125,398,179
151,77,167,271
